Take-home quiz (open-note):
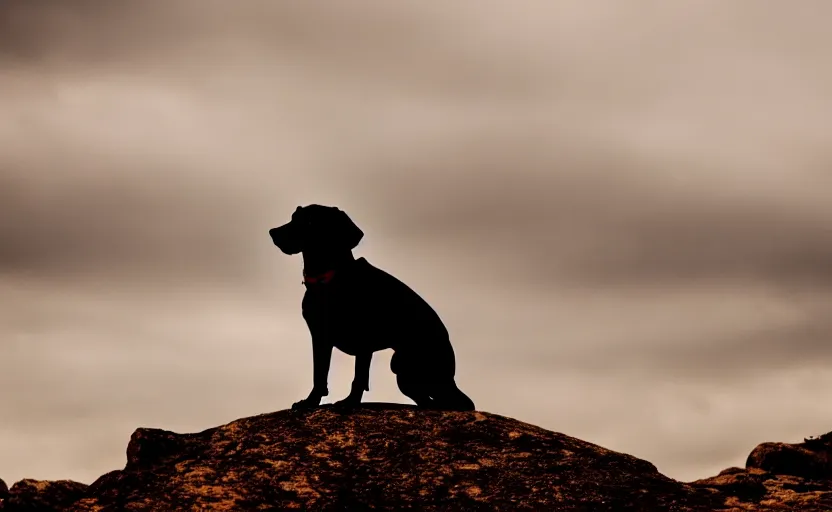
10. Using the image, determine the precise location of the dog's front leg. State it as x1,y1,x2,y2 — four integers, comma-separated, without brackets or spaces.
333,352,372,408
353,352,372,393
312,337,334,396
292,331,333,410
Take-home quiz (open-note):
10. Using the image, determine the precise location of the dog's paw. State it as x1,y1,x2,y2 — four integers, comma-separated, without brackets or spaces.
332,395,362,410
291,398,321,411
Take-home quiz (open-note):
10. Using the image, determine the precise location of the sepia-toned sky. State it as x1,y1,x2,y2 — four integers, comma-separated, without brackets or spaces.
2,0,832,485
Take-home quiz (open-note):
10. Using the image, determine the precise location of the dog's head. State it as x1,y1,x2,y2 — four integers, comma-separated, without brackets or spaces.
269,205,364,255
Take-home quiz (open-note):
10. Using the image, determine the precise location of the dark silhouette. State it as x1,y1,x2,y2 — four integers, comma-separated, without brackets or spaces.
269,204,476,411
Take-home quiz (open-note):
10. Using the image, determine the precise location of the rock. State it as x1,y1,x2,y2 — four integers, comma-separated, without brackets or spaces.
718,466,749,476
689,467,768,502
126,427,202,470
0,477,8,505
3,479,88,511
684,431,832,511
70,403,721,511
746,435,832,480
6,405,832,511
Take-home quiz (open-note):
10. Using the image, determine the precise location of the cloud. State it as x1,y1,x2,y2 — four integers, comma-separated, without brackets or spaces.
343,136,832,291
2,0,832,487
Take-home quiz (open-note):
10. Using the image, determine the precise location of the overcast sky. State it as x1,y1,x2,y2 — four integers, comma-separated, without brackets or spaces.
2,0,832,485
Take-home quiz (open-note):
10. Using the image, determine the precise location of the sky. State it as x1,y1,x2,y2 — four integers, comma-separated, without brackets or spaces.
2,0,832,485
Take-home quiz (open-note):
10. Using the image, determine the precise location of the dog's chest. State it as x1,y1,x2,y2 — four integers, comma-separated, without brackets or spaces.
302,287,388,354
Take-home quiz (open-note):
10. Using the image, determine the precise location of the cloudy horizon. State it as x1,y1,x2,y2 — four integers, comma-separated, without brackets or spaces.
2,0,832,485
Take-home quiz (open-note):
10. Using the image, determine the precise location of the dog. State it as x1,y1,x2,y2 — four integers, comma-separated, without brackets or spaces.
269,204,475,411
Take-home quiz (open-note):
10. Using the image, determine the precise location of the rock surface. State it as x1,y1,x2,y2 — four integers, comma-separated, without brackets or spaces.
746,432,832,480
70,404,720,511
689,434,832,511
2,479,88,512
1,404,832,511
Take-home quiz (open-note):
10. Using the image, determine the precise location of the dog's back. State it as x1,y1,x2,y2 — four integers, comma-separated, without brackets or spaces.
302,257,450,354
358,258,449,342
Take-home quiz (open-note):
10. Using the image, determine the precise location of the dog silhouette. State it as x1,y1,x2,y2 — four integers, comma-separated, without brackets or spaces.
269,204,475,411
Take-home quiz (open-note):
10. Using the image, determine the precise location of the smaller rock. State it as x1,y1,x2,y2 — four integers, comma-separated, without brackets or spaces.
690,468,768,502
717,466,747,477
126,427,202,471
5,479,88,511
746,437,832,480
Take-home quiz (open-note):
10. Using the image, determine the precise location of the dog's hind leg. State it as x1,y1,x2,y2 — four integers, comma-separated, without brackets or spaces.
396,373,434,408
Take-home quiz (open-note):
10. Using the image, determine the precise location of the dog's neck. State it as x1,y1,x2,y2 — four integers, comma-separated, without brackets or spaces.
301,249,356,283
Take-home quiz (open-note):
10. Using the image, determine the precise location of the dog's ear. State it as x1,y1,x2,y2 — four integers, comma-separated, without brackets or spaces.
333,209,364,250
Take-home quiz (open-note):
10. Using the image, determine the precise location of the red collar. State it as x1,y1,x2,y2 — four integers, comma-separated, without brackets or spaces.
302,269,336,286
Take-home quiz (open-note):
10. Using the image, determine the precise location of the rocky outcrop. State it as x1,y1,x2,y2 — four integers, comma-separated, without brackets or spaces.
2,404,832,511
689,467,770,503
72,404,724,511
688,434,832,511
1,479,88,512
746,433,832,480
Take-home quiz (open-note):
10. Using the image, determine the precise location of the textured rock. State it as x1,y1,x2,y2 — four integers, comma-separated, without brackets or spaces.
4,406,832,511
686,433,832,511
689,467,769,502
72,403,720,511
2,479,88,512
746,433,832,480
